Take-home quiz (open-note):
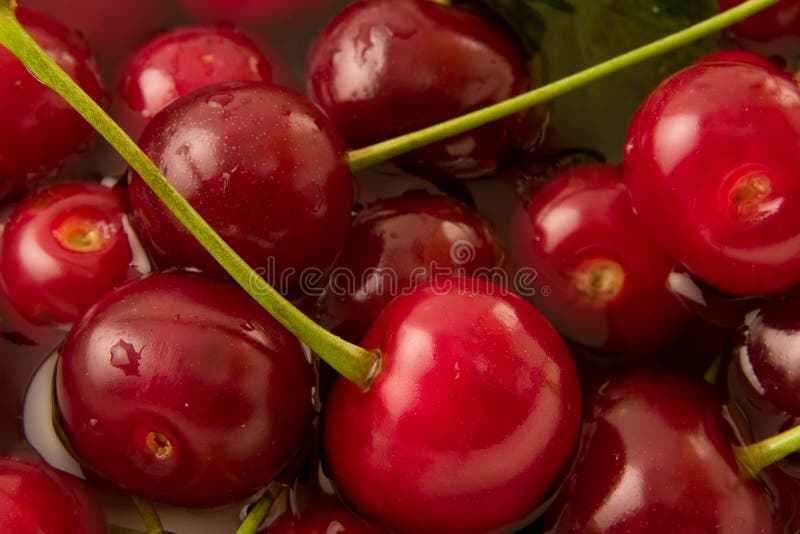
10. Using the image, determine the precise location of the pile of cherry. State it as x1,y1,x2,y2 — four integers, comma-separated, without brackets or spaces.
2,0,800,532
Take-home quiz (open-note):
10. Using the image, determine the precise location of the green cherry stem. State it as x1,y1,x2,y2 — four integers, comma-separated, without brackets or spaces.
735,425,800,478
236,495,274,534
0,0,380,390
346,0,782,172
109,527,148,534
131,497,165,534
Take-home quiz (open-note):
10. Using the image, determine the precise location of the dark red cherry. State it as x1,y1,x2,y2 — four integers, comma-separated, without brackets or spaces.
624,57,800,296
323,278,581,534
55,271,315,507
268,503,385,533
0,182,144,326
114,26,275,141
510,164,690,358
717,0,800,41
307,0,533,178
316,191,502,342
549,369,776,533
0,8,105,202
0,456,107,534
128,82,354,288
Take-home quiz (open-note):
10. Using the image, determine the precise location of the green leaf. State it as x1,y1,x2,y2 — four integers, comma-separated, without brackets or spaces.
538,0,720,159
478,0,574,56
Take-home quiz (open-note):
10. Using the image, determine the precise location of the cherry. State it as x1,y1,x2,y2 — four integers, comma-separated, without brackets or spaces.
0,455,107,534
717,0,800,41
178,0,333,28
55,271,315,507
548,369,776,533
307,0,533,178
316,191,503,342
0,8,105,202
268,503,385,533
114,26,275,141
510,164,690,359
695,49,789,74
127,82,354,288
323,278,581,533
0,182,144,326
624,55,800,296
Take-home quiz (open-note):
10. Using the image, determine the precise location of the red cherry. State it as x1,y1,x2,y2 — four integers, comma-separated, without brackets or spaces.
268,503,385,533
0,182,142,325
511,164,690,358
549,369,777,533
717,0,800,41
0,8,105,202
307,0,533,178
316,191,503,342
114,26,275,141
55,271,315,507
695,49,789,74
624,56,800,296
0,456,107,534
127,82,354,287
323,278,581,533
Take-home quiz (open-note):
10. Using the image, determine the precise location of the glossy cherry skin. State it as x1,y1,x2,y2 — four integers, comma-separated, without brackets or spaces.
624,57,800,296
0,456,107,534
511,164,690,359
0,8,105,202
307,0,532,178
115,26,274,141
56,271,315,507
323,278,582,533
269,503,385,533
0,182,142,325
549,369,776,533
717,0,800,41
128,82,354,287
316,191,503,342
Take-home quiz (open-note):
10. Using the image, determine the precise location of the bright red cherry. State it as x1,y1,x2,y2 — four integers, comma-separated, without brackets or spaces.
0,456,107,534
56,271,315,507
0,8,105,202
114,26,275,141
268,503,385,533
549,369,777,533
307,0,533,178
624,56,800,296
717,0,800,41
316,191,503,342
511,164,691,359
0,182,144,326
323,278,581,534
127,82,354,288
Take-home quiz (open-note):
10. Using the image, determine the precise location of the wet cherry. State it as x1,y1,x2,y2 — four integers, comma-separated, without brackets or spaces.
624,55,800,296
510,164,690,359
323,278,581,533
0,455,107,534
55,271,315,507
268,503,385,533
307,0,533,178
717,0,800,41
316,191,503,342
0,8,105,202
0,182,144,325
127,82,354,288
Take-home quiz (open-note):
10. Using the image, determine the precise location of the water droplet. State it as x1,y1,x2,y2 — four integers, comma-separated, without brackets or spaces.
241,321,256,332
207,92,234,108
110,340,142,376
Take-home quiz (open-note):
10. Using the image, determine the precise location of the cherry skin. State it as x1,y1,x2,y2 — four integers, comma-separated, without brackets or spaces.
0,182,142,326
323,278,582,534
549,369,776,533
307,0,532,178
695,49,789,74
510,164,690,359
55,271,315,507
0,456,107,534
717,0,800,41
268,503,385,533
0,8,105,202
114,26,275,141
624,56,800,296
127,82,354,288
316,191,503,343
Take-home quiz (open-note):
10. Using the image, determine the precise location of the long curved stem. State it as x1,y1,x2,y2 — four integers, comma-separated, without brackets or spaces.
346,0,782,172
735,425,800,478
0,2,380,390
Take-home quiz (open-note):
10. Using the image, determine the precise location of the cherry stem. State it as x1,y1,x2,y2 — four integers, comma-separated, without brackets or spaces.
236,495,274,534
109,527,148,534
0,1,380,390
346,0,782,172
131,496,165,534
735,425,800,478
